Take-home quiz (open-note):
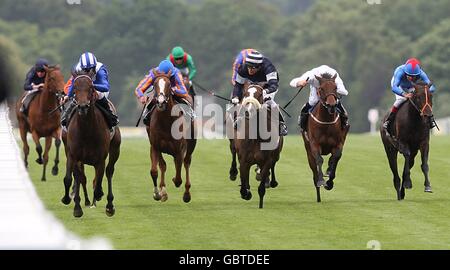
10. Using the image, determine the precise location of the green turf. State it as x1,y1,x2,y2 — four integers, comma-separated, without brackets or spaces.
23,134,450,250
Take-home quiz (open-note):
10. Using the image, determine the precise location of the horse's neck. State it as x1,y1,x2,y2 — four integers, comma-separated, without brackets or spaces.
154,99,177,127
77,107,100,133
403,102,426,127
38,87,56,111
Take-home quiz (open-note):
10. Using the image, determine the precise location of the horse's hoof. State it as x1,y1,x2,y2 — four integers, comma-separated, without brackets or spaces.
61,196,71,205
256,173,262,182
161,193,169,202
90,202,97,209
424,186,433,193
153,192,162,201
106,207,115,217
229,168,238,181
35,158,43,165
403,181,412,189
73,208,83,218
183,193,191,203
270,180,278,188
316,180,325,188
172,177,182,188
70,192,75,200
41,177,46,182
94,190,104,201
264,179,270,188
241,190,252,201
51,166,58,176
85,200,91,206
229,174,237,181
324,180,334,190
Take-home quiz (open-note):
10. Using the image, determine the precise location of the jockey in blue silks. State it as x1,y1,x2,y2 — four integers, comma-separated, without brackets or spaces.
61,52,118,131
383,58,436,132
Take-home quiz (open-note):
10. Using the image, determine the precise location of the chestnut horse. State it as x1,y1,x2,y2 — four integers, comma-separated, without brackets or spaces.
380,82,433,200
60,70,121,218
301,74,349,202
147,70,196,203
16,65,65,181
234,84,283,208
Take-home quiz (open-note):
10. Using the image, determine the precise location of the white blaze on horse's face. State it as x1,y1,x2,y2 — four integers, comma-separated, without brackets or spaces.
157,79,167,104
248,87,257,99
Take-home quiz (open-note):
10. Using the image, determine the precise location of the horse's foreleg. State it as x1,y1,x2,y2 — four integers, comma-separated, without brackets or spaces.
150,146,162,201
314,152,325,188
401,145,412,190
384,145,402,200
270,163,278,188
229,139,238,181
420,141,432,193
258,163,271,209
305,149,321,202
72,164,83,218
51,129,61,176
31,131,43,165
78,164,91,207
93,161,106,203
239,162,252,201
105,142,120,217
325,148,343,191
19,126,29,168
40,136,52,181
61,155,73,205
183,153,192,203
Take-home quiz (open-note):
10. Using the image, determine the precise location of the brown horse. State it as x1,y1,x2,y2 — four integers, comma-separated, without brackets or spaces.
16,65,65,181
147,71,196,203
380,82,433,200
301,74,349,202
234,84,283,208
60,70,121,218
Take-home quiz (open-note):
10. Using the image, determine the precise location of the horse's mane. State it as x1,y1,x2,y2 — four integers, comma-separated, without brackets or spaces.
319,73,334,80
73,69,91,77
415,80,429,86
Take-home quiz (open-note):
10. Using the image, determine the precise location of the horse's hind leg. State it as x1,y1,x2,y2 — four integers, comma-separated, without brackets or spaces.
401,145,413,190
258,163,271,209
172,153,183,189
270,164,278,188
229,139,238,181
239,162,252,201
19,125,29,168
78,165,91,207
105,137,121,217
61,155,73,205
420,141,432,193
305,150,321,202
40,136,52,181
92,161,106,205
183,153,192,203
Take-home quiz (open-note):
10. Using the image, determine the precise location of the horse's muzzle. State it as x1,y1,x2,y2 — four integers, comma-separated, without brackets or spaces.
77,103,90,116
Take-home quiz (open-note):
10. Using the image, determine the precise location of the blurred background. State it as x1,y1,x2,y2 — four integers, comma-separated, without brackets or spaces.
0,0,449,132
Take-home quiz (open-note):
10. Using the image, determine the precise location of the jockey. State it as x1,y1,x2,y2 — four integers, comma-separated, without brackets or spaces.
61,52,119,131
167,46,197,96
231,48,256,85
383,58,436,132
20,58,49,115
135,59,194,126
231,49,287,136
290,65,349,132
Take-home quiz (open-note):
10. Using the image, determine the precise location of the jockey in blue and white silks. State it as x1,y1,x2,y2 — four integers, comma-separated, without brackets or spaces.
61,52,118,131
383,58,436,131
290,65,349,131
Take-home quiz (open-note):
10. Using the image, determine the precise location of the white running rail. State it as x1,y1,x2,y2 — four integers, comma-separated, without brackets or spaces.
0,102,111,249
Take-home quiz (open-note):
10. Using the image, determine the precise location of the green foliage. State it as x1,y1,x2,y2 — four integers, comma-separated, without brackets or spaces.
0,35,27,98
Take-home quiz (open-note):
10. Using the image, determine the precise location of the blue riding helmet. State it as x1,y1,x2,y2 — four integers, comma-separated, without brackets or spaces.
79,52,97,70
404,58,422,76
35,58,49,72
158,59,174,74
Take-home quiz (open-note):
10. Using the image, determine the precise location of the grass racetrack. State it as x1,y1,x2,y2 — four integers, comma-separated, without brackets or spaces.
24,134,450,250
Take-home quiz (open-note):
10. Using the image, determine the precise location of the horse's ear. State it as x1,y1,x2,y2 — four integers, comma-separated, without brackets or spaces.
167,70,172,77
332,73,337,81
315,75,322,84
88,68,95,78
43,66,49,72
54,64,61,70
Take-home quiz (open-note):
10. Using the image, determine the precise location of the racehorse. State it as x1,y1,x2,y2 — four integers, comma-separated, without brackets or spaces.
380,82,434,200
147,70,196,203
16,65,65,181
60,70,121,218
234,84,283,208
301,74,349,202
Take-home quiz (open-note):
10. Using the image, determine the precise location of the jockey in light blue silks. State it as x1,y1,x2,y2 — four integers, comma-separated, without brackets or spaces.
61,52,118,131
383,58,436,132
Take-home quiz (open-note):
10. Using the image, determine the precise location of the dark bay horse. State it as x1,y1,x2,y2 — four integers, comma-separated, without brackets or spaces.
380,82,433,200
16,65,65,181
234,84,283,208
147,70,196,203
301,74,349,202
60,70,121,218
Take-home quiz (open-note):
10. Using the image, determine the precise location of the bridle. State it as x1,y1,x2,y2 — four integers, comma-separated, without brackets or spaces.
311,84,340,125
72,74,95,108
408,85,432,117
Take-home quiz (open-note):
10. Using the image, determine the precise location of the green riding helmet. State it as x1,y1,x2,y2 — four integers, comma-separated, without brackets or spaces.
172,46,185,59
